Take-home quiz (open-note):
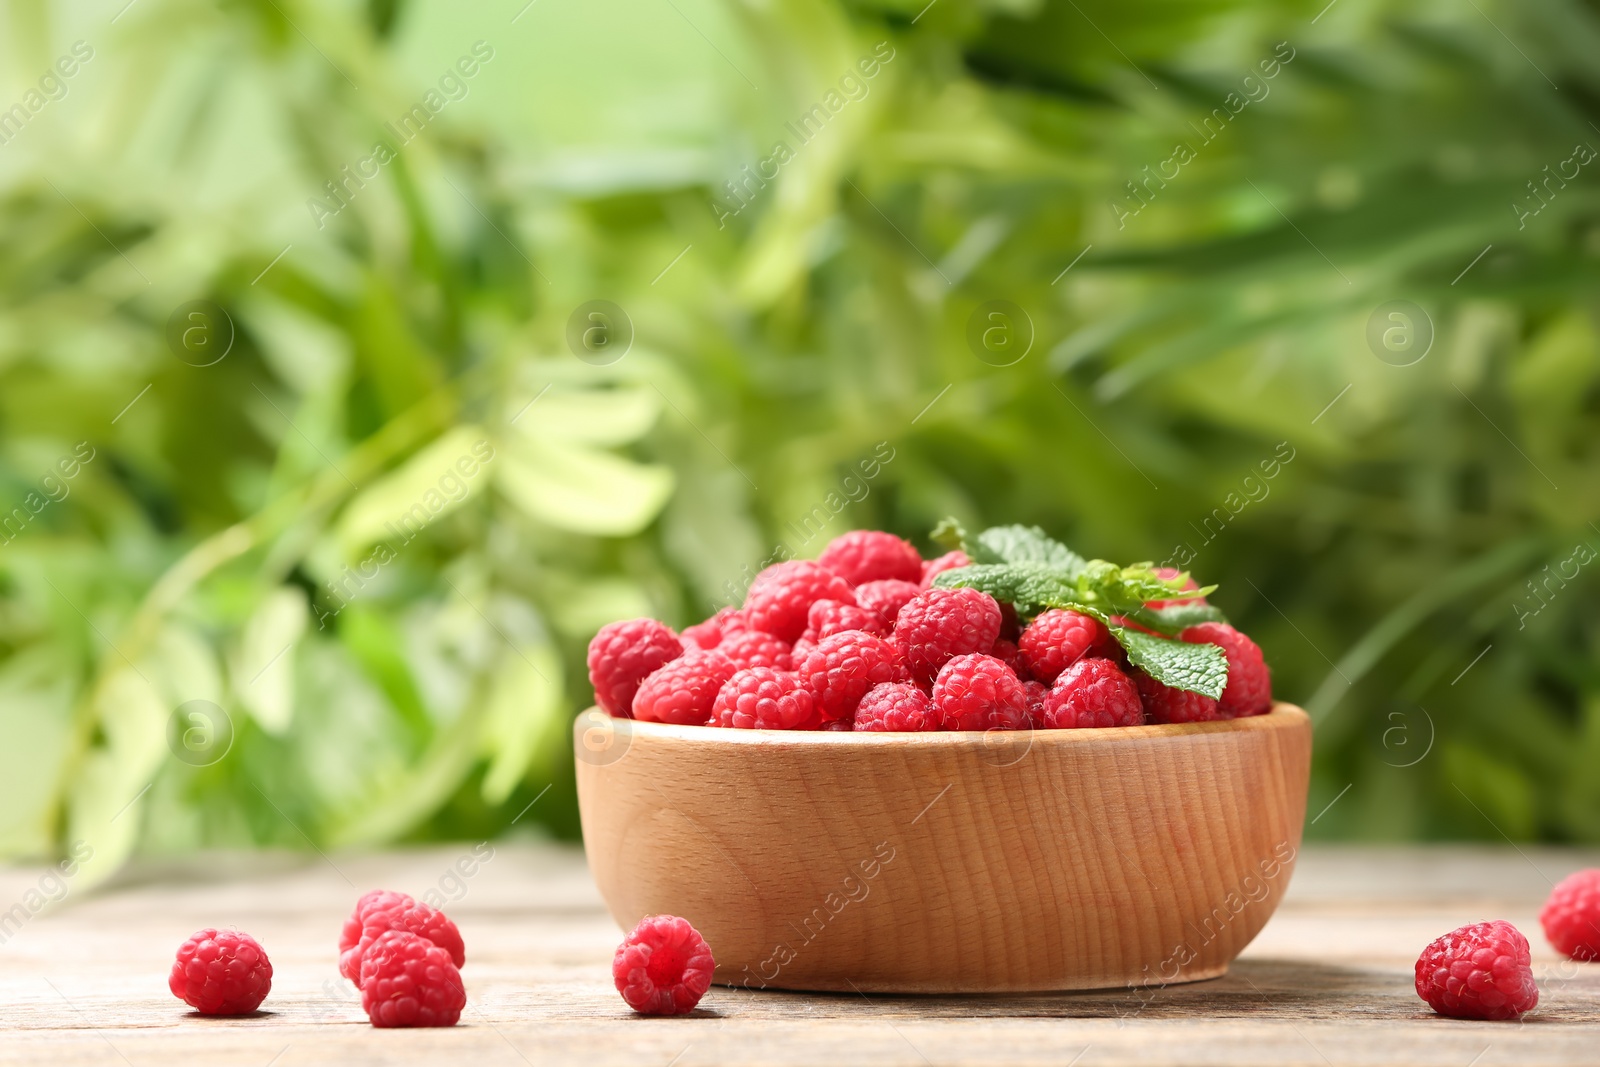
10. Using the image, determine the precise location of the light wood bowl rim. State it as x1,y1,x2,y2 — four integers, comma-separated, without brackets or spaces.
583,701,1308,749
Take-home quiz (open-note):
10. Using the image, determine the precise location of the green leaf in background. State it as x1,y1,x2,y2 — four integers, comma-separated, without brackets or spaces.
1113,628,1229,701
496,436,674,536
335,426,493,555
229,587,309,736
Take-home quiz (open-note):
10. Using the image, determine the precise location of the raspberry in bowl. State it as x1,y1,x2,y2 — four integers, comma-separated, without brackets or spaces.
576,523,1311,993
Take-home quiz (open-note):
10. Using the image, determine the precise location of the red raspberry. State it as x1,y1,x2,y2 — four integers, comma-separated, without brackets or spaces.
1044,658,1145,729
587,619,683,718
717,628,793,671
1021,679,1050,728
709,667,814,730
895,587,1003,686
359,930,466,1027
821,718,853,731
1414,920,1539,1021
817,530,922,586
802,598,886,643
1147,566,1206,609
795,630,905,722
169,928,272,1015
854,579,921,631
990,637,1024,675
1134,670,1220,724
1540,869,1600,961
1018,608,1117,684
853,681,935,732
744,561,854,643
920,550,972,587
931,653,1030,731
632,651,736,725
339,890,465,982
1181,623,1271,717
680,606,745,650
613,914,715,1015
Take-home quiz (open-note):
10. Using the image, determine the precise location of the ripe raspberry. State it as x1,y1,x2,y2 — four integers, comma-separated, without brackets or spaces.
990,637,1024,675
1147,566,1206,609
795,630,905,722
709,667,814,730
1414,920,1539,1021
1044,658,1145,729
932,653,1031,731
359,930,466,1027
339,890,465,982
1018,608,1117,684
853,682,935,732
169,929,272,1015
744,561,854,643
587,619,683,718
821,718,853,731
802,598,886,643
921,550,972,587
632,651,737,725
680,607,745,650
1540,869,1600,961
1181,623,1271,717
1134,671,1220,724
817,530,922,586
1021,679,1050,728
854,579,921,631
613,914,715,1016
717,628,793,671
895,587,1003,686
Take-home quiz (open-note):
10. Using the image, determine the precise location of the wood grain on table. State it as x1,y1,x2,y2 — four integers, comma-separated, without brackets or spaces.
0,844,1596,1066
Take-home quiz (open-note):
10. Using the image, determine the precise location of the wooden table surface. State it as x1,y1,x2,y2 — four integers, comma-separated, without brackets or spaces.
1,843,1597,1066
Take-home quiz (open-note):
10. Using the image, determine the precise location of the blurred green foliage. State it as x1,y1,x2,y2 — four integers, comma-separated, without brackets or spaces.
1,0,1598,885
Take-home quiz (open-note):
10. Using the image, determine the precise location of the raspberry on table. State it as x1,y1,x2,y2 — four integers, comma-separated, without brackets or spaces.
817,530,923,586
717,628,794,671
169,928,272,1015
681,606,745,650
795,630,905,722
854,579,921,631
710,667,815,730
1018,608,1117,684
1044,658,1145,729
931,653,1031,731
359,930,467,1028
1540,868,1600,961
587,619,683,718
803,598,886,642
613,914,715,1016
920,550,972,587
744,561,855,643
339,890,465,982
632,651,737,725
1414,920,1539,1020
853,682,935,732
1134,671,1220,724
895,587,1003,686
1181,622,1271,717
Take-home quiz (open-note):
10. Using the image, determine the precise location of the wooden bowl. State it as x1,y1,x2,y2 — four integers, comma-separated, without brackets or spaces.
575,703,1311,993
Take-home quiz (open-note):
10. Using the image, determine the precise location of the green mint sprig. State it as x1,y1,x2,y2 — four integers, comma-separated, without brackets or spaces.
928,520,1230,699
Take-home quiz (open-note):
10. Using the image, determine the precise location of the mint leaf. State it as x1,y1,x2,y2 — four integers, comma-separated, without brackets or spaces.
931,562,1078,611
1126,601,1228,636
930,518,972,555
973,524,1087,574
1113,627,1228,699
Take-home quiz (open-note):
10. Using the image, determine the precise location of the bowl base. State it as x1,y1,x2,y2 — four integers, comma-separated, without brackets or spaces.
716,962,1230,995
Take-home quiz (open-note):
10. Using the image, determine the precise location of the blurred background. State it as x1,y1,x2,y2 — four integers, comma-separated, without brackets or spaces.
1,0,1597,889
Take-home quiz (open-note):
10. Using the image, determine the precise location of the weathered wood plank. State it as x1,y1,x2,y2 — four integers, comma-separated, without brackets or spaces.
0,845,1595,1065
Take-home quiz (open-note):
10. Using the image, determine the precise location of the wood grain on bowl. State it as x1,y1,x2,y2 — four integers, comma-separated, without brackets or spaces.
576,704,1312,994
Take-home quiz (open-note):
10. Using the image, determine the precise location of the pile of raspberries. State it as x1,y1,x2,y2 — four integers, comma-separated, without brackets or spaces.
586,530,1272,731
